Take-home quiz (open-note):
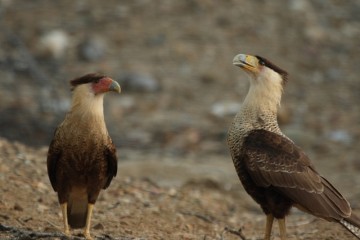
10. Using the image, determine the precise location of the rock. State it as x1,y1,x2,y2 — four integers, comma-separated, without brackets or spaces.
168,187,177,197
78,37,106,62
210,101,241,118
38,29,70,59
117,72,160,92
288,0,311,12
325,68,343,82
327,130,353,145
93,223,104,230
13,203,23,211
37,203,49,213
36,181,50,193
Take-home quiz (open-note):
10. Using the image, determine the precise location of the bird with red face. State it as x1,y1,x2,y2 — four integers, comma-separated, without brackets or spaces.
47,73,120,239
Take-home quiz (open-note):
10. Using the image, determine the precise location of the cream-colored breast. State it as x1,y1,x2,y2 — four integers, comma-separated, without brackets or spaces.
227,104,285,159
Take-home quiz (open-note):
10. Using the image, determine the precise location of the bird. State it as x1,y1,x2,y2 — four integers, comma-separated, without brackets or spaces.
47,73,121,239
227,53,360,239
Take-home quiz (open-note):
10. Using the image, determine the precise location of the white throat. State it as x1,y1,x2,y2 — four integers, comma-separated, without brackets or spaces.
66,84,108,137
243,68,283,113
71,84,105,118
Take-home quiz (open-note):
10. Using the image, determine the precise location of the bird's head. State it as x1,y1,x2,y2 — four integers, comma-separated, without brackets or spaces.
68,73,121,118
233,54,288,108
70,73,121,95
233,54,288,87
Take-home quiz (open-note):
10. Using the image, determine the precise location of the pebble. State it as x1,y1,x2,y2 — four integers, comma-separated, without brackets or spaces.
327,130,352,145
38,29,70,59
117,72,160,92
78,37,106,62
13,203,23,211
37,181,49,193
93,223,104,230
37,203,49,213
325,68,343,82
210,101,241,118
168,187,177,197
288,0,311,12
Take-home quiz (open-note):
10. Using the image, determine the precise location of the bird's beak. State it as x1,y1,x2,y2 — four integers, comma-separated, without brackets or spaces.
91,77,121,95
233,54,259,74
109,80,121,93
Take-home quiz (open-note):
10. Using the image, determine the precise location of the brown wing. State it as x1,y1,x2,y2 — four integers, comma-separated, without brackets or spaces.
47,128,61,191
103,136,117,189
242,129,351,220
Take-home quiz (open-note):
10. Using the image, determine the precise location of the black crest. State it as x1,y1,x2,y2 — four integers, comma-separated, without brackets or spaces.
256,56,288,84
70,73,106,88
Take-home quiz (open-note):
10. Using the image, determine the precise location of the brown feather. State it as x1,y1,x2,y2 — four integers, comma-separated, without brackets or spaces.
47,132,61,191
70,73,106,88
237,129,351,220
47,75,118,229
228,53,359,239
341,214,360,238
255,55,288,84
67,188,88,228
47,122,117,204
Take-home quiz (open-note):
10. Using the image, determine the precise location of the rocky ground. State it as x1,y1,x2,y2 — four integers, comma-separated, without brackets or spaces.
1,0,360,239
1,139,360,240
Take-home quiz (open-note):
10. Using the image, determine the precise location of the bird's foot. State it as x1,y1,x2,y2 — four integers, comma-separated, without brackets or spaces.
63,229,71,238
83,231,93,240
63,228,71,237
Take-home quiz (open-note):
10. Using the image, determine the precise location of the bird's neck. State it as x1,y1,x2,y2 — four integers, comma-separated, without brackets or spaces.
242,87,280,117
67,86,107,134
235,77,284,134
243,74,283,114
228,71,287,157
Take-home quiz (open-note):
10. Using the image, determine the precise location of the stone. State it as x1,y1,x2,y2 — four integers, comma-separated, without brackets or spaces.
210,101,241,118
78,37,106,62
117,72,160,92
38,29,69,59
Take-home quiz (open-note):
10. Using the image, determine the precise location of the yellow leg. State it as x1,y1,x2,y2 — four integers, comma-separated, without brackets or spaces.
60,203,70,236
278,218,286,240
83,204,94,240
264,214,274,240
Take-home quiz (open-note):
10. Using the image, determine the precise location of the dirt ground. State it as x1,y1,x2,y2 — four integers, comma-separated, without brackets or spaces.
1,138,360,240
1,0,360,239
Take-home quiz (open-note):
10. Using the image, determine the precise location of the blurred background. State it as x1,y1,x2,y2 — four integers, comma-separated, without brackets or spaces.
2,1,360,239
1,0,360,164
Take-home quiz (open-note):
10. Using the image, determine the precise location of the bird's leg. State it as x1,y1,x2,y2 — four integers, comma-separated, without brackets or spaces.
278,218,286,240
264,214,274,240
60,203,70,236
83,203,94,240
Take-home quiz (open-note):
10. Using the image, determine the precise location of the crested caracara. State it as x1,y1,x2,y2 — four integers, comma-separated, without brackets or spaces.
47,73,121,240
227,54,360,239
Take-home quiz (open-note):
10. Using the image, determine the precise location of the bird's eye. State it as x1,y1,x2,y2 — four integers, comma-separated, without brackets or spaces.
259,60,265,66
94,79,100,84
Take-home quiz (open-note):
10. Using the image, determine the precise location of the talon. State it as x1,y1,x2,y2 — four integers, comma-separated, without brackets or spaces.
64,229,70,236
83,231,93,240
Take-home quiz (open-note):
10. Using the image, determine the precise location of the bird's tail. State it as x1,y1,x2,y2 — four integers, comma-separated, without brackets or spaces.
340,213,360,239
67,191,88,229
